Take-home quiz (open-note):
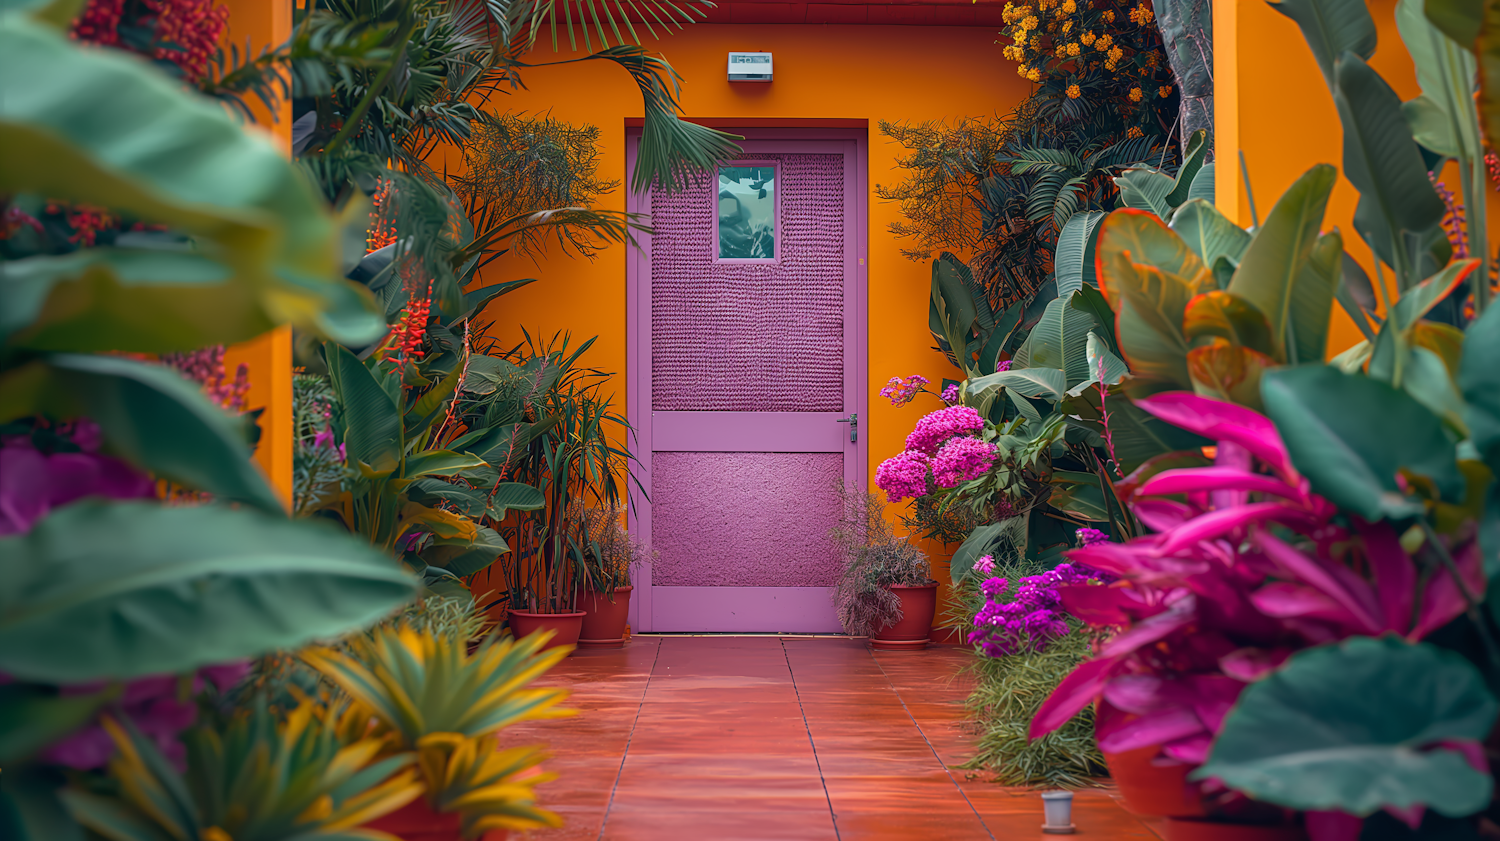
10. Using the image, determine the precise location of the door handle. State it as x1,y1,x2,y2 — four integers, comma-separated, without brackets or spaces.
836,413,857,443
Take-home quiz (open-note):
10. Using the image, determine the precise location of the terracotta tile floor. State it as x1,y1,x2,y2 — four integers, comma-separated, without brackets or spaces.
504,635,1162,840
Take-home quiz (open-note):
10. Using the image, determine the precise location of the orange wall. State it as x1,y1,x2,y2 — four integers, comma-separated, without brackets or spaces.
1217,0,1492,356
469,25,1027,588
222,0,294,507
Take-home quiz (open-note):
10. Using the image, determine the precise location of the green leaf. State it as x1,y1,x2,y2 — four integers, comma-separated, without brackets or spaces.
404,478,486,518
1185,162,1216,205
1390,259,1478,333
1426,0,1482,45
443,278,539,327
1261,365,1463,519
1066,332,1130,397
489,481,546,517
1106,253,1196,390
1094,209,1213,310
0,354,282,513
1014,294,1095,391
1069,284,1121,357
1399,0,1482,160
326,343,401,475
1114,167,1177,218
1270,0,1377,88
0,684,110,764
967,367,1067,403
1065,387,1211,473
452,420,552,467
1227,164,1339,364
401,449,485,480
950,517,1025,586
1194,636,1496,817
1164,129,1210,209
1169,199,1251,273
1182,291,1278,358
0,16,382,350
1056,211,1106,296
0,500,416,682
1402,345,1469,432
425,526,509,576
1333,53,1448,285
0,768,88,841
1461,300,1500,474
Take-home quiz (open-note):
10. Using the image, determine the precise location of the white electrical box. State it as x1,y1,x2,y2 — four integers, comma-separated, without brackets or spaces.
728,52,773,82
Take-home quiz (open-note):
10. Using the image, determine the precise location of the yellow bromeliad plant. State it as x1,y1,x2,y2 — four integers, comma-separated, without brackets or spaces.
61,700,422,841
301,624,574,836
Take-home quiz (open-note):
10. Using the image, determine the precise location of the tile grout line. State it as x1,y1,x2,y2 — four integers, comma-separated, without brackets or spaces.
595,638,662,841
781,638,842,841
871,653,997,841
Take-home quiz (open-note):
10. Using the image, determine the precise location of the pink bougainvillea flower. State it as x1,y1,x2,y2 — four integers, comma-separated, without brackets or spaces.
879,374,930,407
904,405,985,455
0,422,155,536
874,450,931,503
1029,393,1483,781
931,436,997,487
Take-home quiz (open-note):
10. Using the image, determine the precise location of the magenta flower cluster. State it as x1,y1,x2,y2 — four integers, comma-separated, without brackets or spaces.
940,383,960,405
904,405,984,455
1075,527,1109,547
34,662,250,770
969,563,1100,657
874,450,931,503
879,374,929,407
1,420,155,536
996,360,1013,372
932,436,997,488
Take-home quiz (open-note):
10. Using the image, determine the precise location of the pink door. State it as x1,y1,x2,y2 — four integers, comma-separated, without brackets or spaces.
627,129,867,632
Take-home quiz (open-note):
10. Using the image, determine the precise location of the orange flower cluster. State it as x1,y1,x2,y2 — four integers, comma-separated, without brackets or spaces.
367,180,398,253
389,289,432,362
997,0,1173,131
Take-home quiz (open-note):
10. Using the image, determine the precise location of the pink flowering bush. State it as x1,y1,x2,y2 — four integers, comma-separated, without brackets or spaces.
932,436,998,487
904,405,984,455
874,450,931,503
879,374,931,406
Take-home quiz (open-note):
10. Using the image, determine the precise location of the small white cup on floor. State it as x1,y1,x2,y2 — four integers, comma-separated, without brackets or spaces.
1041,790,1075,834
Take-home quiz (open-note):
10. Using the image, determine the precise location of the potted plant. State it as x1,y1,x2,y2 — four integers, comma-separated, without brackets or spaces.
829,483,937,650
458,331,638,651
302,622,576,840
573,503,650,648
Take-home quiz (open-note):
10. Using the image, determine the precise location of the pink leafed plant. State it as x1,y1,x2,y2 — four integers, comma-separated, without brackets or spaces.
1029,393,1484,768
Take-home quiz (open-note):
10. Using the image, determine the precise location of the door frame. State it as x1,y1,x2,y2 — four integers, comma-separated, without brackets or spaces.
624,126,869,633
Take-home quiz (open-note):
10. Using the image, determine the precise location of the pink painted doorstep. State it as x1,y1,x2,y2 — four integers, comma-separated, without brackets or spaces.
502,635,1163,840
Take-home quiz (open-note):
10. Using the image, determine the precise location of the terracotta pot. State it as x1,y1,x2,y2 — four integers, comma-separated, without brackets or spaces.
577,586,632,648
871,583,937,651
1103,744,1207,818
508,610,585,652
1163,817,1306,841
365,797,509,841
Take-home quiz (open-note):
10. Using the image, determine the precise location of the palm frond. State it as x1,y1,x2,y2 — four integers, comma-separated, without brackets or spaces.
515,46,739,193
487,0,712,57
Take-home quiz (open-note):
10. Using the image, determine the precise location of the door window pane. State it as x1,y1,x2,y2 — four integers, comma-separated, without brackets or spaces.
717,165,775,259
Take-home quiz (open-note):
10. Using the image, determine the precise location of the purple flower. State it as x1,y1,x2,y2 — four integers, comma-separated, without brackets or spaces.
879,374,930,407
996,360,1013,373
968,561,1107,656
973,554,996,575
0,422,155,536
940,384,960,405
874,450,931,503
904,406,985,455
35,661,249,770
1076,527,1109,547
931,436,997,487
